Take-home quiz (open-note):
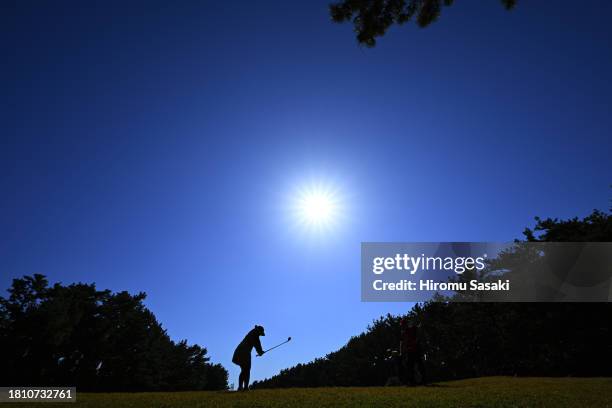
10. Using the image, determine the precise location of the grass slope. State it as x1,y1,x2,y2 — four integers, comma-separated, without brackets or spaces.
8,377,612,408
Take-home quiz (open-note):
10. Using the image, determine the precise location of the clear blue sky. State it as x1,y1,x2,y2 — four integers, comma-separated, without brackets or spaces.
2,1,611,384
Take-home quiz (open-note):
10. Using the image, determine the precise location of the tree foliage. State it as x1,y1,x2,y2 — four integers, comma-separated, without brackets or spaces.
253,208,612,388
0,278,228,391
523,209,612,242
330,0,517,47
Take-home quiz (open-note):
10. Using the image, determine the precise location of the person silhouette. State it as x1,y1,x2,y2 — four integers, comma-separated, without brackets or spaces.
400,318,426,385
232,325,265,391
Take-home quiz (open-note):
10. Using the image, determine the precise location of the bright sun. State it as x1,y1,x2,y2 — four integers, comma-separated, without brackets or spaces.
290,182,343,232
300,191,335,224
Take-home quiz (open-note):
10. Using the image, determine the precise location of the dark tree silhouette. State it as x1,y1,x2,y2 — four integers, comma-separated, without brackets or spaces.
253,208,612,388
523,209,612,242
330,0,517,47
0,277,228,391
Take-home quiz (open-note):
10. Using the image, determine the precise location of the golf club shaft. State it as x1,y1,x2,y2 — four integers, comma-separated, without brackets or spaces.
263,340,290,353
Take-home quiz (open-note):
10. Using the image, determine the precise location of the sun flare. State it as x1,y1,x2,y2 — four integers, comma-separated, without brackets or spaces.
300,191,334,224
290,182,344,233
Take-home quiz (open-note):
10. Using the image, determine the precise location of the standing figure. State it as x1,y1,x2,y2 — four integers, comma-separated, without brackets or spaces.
232,325,265,390
400,318,426,385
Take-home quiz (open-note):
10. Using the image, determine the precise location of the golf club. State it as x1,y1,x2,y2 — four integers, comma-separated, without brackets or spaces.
258,337,292,356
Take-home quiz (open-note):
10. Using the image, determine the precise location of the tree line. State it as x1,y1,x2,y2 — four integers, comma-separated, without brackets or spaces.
0,277,228,391
330,0,517,47
253,208,612,388
2,208,609,390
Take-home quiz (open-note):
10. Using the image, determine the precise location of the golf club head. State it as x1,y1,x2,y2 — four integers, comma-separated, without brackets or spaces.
287,337,292,341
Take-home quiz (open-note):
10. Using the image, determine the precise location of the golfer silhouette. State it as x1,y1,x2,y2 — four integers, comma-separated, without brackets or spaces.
232,325,265,390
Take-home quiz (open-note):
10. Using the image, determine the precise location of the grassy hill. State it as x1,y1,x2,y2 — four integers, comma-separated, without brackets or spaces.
10,377,612,408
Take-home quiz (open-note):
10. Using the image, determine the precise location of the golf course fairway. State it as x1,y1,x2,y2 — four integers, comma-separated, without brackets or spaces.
9,377,611,408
